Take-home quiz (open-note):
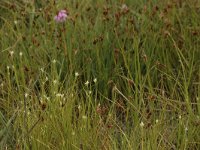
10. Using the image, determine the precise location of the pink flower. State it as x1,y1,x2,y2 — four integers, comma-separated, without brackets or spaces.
54,10,68,23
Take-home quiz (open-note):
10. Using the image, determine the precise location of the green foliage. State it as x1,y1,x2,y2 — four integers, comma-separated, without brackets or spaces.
0,0,200,149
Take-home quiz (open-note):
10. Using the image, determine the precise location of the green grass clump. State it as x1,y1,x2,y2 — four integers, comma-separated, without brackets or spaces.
0,0,200,149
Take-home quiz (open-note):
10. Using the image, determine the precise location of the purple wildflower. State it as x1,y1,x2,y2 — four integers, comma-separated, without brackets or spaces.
54,10,68,23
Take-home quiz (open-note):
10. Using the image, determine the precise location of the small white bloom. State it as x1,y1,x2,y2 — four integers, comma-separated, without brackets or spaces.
56,93,61,97
52,59,56,64
14,20,18,24
27,111,30,116
10,51,14,56
7,66,10,70
88,91,92,94
45,77,48,81
56,93,64,98
60,94,64,98
40,68,44,72
25,93,28,98
40,97,43,101
19,52,23,57
82,115,87,119
85,81,89,86
121,4,128,10
156,119,159,123
75,72,79,77
185,127,188,131
53,80,57,84
140,122,144,127
93,78,97,83
179,115,182,119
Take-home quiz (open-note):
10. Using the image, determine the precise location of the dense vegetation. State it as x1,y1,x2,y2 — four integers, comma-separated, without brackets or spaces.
0,0,200,149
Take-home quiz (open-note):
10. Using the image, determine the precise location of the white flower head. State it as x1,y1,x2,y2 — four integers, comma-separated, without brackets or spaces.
25,93,28,98
56,93,64,98
75,72,79,77
93,78,97,83
10,51,14,56
27,110,30,116
56,93,61,97
0,83,3,87
40,68,44,72
121,4,128,10
82,115,87,119
140,122,144,127
14,20,18,25
61,94,64,98
52,59,56,64
19,52,23,57
85,81,89,86
53,80,57,84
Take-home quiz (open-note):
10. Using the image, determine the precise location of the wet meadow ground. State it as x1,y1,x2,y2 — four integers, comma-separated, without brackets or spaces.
0,0,200,149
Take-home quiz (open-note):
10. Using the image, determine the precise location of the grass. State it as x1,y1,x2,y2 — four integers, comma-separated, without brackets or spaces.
0,0,200,149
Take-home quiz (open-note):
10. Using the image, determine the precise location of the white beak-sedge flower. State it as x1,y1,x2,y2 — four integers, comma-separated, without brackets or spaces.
85,81,89,86
93,78,97,83
140,122,144,127
75,72,79,77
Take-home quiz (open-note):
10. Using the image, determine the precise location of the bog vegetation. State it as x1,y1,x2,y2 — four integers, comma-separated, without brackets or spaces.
0,0,200,149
